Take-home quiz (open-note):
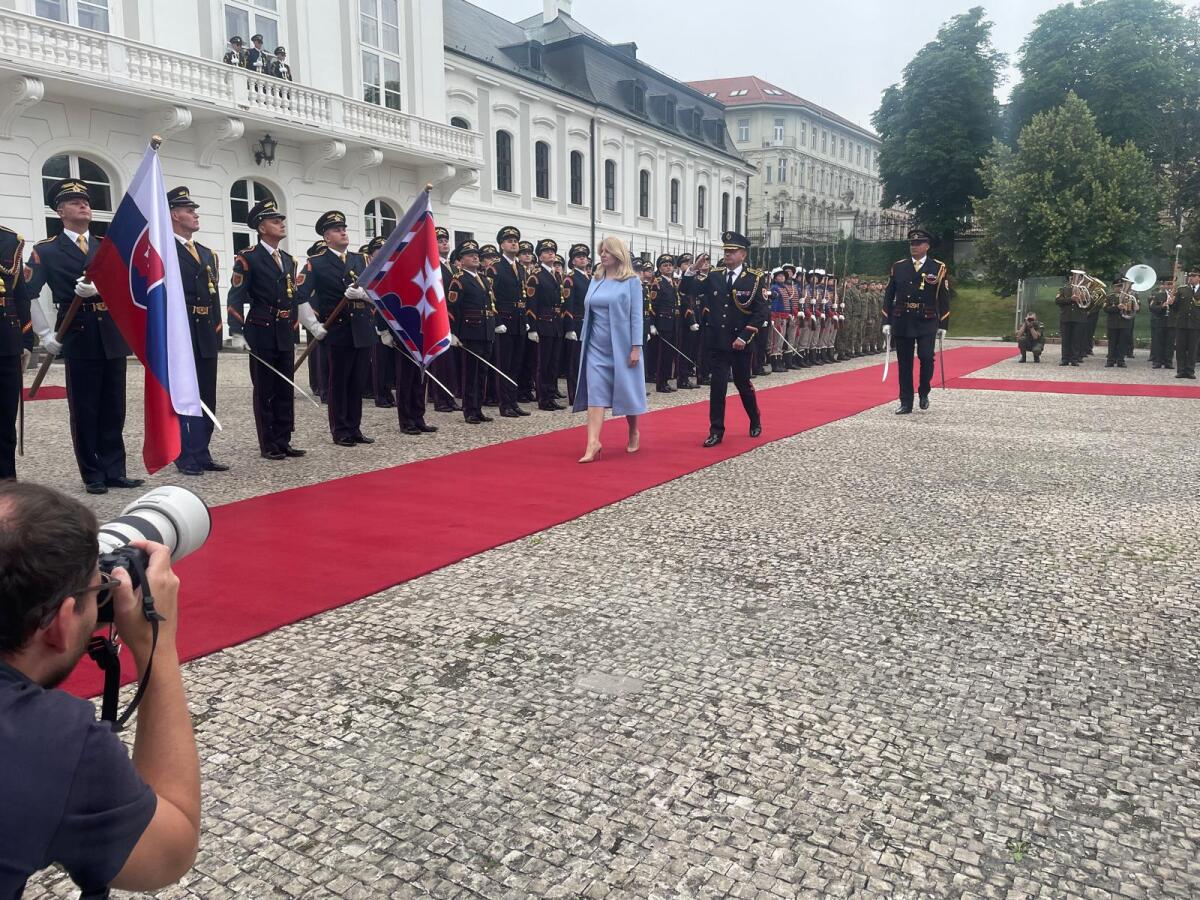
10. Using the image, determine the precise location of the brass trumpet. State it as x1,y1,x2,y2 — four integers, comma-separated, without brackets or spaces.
1069,269,1107,310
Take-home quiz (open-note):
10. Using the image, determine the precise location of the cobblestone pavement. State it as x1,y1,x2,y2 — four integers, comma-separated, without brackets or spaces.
24,344,1200,898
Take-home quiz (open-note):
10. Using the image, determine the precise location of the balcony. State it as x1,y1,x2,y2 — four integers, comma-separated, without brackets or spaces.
0,9,482,170
761,136,798,149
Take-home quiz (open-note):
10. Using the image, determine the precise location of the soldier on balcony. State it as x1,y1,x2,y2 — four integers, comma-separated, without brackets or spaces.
223,36,246,67
271,46,293,81
246,34,270,74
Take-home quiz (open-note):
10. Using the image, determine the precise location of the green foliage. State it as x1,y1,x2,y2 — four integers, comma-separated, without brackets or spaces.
748,239,945,278
952,283,1016,337
973,94,1161,292
872,7,1003,240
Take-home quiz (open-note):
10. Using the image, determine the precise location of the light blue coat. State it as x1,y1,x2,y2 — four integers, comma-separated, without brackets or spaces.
572,275,648,416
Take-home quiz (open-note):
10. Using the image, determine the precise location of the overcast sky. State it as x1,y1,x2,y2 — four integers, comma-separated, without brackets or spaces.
467,0,1191,131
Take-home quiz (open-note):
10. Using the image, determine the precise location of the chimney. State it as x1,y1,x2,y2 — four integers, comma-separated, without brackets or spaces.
543,0,572,24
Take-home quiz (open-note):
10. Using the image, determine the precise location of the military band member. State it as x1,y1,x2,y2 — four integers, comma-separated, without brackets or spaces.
223,35,246,67
682,231,766,446
1015,312,1045,363
25,180,142,494
1149,276,1175,369
527,239,565,410
296,211,374,446
271,46,293,80
429,226,461,413
167,187,228,476
0,225,31,480
650,254,679,393
1172,269,1200,379
446,240,497,424
563,243,590,407
515,239,539,401
227,199,318,460
1054,277,1083,366
882,228,949,413
489,227,528,417
1104,278,1135,368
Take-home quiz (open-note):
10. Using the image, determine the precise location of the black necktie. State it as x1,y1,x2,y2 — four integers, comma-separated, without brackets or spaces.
726,271,734,291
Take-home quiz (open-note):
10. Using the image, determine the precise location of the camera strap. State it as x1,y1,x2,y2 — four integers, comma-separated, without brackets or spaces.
88,553,163,731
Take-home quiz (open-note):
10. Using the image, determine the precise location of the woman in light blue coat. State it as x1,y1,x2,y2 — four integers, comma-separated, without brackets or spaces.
572,236,647,462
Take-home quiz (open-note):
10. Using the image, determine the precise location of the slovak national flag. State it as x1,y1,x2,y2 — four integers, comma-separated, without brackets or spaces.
90,144,201,473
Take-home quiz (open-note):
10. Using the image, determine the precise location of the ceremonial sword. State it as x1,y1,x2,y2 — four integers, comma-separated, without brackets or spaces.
882,332,892,383
455,339,517,387
245,348,322,408
651,330,698,370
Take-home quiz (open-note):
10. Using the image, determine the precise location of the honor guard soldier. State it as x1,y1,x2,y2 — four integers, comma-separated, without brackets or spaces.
477,243,501,407
303,239,329,403
362,235,396,408
296,211,375,446
0,225,31,480
527,238,565,410
429,226,461,413
675,253,701,389
167,187,228,476
650,254,680,393
882,227,950,413
490,227,528,417
563,243,590,406
227,199,320,459
1172,269,1200,378
446,240,497,424
246,34,269,74
25,180,142,494
516,239,539,401
1148,276,1175,369
681,231,767,446
271,46,293,80
223,36,246,67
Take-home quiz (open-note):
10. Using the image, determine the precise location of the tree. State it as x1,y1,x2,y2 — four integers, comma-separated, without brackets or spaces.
871,7,1003,241
973,94,1161,292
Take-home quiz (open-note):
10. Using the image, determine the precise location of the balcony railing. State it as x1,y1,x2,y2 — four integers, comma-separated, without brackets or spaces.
0,9,482,165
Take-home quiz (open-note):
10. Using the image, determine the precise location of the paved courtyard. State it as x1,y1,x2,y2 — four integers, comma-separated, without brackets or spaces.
23,343,1200,899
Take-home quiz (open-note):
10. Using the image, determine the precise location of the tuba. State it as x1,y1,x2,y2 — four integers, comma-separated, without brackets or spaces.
1119,264,1155,319
1069,269,1107,310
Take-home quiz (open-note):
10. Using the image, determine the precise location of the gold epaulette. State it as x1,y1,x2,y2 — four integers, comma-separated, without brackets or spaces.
35,236,57,245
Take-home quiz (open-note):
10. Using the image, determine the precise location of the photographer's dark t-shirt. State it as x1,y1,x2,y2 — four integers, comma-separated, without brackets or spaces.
0,661,156,897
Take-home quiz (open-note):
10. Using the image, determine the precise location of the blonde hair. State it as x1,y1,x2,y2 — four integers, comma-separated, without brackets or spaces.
596,235,635,281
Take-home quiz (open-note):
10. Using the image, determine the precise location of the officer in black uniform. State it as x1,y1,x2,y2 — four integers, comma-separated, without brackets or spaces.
527,238,565,410
882,227,950,413
446,240,497,424
361,235,396,408
167,186,228,476
25,180,142,494
246,34,269,74
489,227,529,417
0,225,31,480
650,254,679,393
227,199,320,459
681,231,767,447
563,243,590,407
428,226,461,413
516,239,538,402
302,239,329,403
478,243,501,408
296,211,375,446
676,252,700,389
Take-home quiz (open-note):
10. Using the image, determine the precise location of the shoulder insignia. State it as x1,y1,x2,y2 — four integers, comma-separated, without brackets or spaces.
235,252,250,268
0,225,15,235
294,270,307,287
35,237,56,246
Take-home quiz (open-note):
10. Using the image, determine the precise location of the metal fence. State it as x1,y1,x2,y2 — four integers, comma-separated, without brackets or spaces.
1017,276,1156,346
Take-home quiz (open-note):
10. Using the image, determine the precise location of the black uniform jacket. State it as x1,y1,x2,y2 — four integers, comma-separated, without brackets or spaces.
227,243,299,352
0,228,32,357
883,257,950,338
175,238,223,360
447,269,497,343
526,265,564,338
24,232,129,360
490,255,528,326
296,248,375,349
650,275,678,335
563,269,589,337
682,265,769,350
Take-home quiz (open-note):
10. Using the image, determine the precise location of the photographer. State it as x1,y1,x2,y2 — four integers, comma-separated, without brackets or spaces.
1016,312,1045,363
0,483,199,897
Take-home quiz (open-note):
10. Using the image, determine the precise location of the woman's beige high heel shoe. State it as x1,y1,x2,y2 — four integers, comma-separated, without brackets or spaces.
578,444,603,463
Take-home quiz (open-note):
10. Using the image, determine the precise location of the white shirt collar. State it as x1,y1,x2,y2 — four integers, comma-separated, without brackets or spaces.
174,233,195,245
542,263,555,274
727,264,743,279
259,239,280,254
61,227,86,244
912,256,927,268
573,267,588,276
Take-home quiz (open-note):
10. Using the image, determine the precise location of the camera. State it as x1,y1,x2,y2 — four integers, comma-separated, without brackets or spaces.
95,486,211,623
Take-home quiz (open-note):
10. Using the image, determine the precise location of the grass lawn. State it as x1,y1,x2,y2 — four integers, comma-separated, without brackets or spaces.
953,283,1017,338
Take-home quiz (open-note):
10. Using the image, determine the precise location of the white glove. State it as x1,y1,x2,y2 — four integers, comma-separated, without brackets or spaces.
450,334,461,347
38,329,61,357
838,315,845,322
690,323,700,332
229,333,247,350
344,285,368,301
882,324,891,336
650,325,659,336
74,277,98,299
937,328,947,339
377,329,394,348
495,324,508,335
565,331,578,341
819,313,826,321
311,323,328,341
297,301,325,339
527,330,539,343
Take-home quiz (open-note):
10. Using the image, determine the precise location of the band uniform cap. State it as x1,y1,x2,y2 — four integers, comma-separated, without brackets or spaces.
632,258,646,272
497,225,521,243
554,254,566,266
518,240,535,254
367,235,386,254
167,186,199,209
306,240,327,257
907,227,933,243
656,254,675,268
568,243,590,261
456,238,480,257
47,179,90,207
434,226,450,241
536,238,558,256
781,262,796,272
771,267,786,277
676,253,694,266
480,243,499,258
721,230,750,251
274,46,287,55
357,242,371,254
246,199,285,229
251,33,264,42
813,268,826,277
315,210,347,235
228,35,243,44
1187,268,1200,276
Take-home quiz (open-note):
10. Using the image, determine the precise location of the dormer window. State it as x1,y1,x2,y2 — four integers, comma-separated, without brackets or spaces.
633,83,646,115
664,98,676,125
527,40,543,72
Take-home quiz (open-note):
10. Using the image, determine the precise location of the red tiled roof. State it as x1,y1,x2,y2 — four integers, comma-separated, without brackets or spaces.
686,75,876,140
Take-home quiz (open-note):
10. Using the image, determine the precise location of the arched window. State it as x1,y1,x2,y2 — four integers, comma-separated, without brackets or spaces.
569,150,584,206
496,130,513,193
696,185,706,229
450,116,470,130
638,168,650,218
230,178,278,254
735,196,743,233
534,140,550,200
604,160,617,211
669,177,680,224
41,153,114,237
364,198,397,239
721,191,730,231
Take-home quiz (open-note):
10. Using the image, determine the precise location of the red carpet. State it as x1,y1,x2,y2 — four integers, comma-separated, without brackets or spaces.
948,376,1200,399
64,345,1013,696
23,386,67,401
